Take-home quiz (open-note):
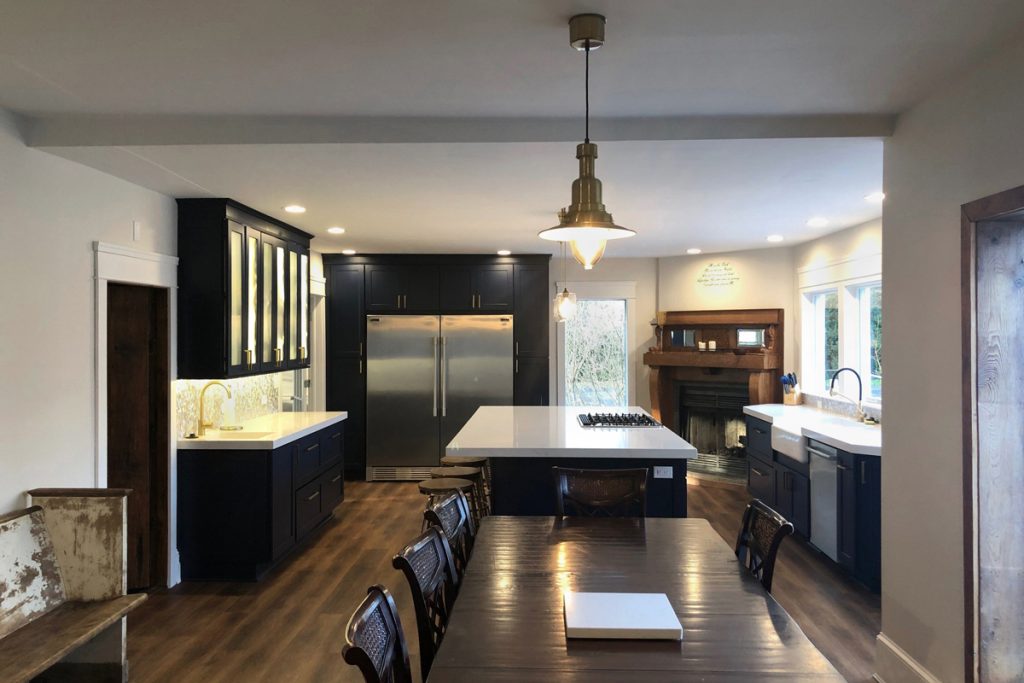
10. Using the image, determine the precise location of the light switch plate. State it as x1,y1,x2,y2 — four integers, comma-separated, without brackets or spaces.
654,466,673,479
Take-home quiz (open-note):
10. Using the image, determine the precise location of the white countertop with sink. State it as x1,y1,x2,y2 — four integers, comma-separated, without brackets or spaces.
177,411,347,450
446,406,697,460
743,404,881,457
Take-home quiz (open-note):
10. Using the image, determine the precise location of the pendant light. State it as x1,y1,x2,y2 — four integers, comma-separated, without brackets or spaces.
539,13,635,270
553,242,578,322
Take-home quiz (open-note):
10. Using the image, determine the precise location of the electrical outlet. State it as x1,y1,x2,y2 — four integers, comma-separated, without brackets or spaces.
654,466,673,479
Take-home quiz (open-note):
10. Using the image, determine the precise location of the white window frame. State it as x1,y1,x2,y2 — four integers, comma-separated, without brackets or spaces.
799,275,882,407
555,280,637,407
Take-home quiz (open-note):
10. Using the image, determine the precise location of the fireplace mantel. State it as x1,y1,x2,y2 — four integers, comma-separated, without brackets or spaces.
642,309,784,429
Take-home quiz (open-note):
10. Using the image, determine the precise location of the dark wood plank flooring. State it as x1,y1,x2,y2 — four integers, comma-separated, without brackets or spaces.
127,480,878,682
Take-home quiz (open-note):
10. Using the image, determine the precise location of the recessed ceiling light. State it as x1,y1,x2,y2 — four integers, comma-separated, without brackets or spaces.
766,234,785,243
283,204,306,214
806,216,829,228
497,249,512,256
864,191,886,203
341,249,356,256
686,248,702,255
327,226,346,235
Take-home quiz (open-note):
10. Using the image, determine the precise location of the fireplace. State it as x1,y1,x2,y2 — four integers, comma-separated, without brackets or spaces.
642,309,784,482
678,381,749,481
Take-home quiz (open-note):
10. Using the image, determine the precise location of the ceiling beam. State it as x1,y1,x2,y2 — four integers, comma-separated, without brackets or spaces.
26,113,895,147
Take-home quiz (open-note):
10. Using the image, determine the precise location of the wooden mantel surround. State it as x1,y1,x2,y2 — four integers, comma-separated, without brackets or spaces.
643,309,784,429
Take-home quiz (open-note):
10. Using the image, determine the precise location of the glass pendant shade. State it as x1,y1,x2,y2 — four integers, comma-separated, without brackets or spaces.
553,288,577,323
539,142,635,270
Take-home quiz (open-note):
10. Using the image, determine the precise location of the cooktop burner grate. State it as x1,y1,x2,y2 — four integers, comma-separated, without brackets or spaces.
578,413,662,428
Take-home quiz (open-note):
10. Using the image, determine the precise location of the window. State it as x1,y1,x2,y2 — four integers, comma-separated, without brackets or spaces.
736,328,766,347
800,280,882,402
562,299,628,406
855,283,882,400
803,289,840,392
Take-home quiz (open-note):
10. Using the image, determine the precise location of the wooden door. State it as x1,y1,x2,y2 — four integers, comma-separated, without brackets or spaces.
107,283,169,590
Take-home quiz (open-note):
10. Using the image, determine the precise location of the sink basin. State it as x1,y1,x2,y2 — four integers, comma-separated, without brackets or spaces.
771,423,807,463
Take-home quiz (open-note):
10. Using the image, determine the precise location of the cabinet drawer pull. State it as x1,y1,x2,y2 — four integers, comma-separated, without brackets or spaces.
397,294,401,308
753,428,766,435
751,467,766,477
305,490,320,502
331,475,342,483
306,444,319,453
860,461,866,484
836,464,849,471
330,432,341,441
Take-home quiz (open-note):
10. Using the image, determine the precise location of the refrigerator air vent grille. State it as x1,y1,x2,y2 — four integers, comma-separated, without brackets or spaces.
369,466,435,482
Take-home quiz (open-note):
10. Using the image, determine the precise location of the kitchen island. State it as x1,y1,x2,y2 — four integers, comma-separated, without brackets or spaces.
446,406,697,517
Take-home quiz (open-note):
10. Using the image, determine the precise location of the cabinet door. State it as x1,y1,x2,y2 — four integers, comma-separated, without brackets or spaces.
403,265,439,312
260,234,288,369
773,466,794,522
439,266,475,312
474,265,513,311
298,248,310,366
514,355,549,406
270,444,294,560
365,265,406,312
790,469,811,538
747,456,775,506
284,242,309,368
226,220,248,376
854,454,881,588
327,356,366,480
242,227,261,373
513,264,549,357
837,451,858,570
326,265,365,355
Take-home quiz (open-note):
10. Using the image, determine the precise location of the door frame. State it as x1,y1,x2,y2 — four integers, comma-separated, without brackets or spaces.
960,183,1024,683
94,242,179,585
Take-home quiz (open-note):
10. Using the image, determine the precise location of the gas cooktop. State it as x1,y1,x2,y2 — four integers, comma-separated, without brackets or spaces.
577,413,662,428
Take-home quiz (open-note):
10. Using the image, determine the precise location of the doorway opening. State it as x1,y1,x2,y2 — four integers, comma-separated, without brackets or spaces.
107,283,169,591
961,185,1024,682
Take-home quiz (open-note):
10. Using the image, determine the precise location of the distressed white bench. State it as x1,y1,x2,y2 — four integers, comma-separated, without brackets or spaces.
0,489,146,682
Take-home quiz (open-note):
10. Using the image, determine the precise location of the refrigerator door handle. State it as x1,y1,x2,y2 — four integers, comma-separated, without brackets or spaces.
440,336,447,417
432,336,439,417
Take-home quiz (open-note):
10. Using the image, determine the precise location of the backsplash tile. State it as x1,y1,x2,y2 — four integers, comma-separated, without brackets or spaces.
173,373,286,438
803,393,882,422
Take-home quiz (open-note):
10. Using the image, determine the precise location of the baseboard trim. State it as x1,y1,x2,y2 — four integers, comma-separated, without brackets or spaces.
874,632,943,683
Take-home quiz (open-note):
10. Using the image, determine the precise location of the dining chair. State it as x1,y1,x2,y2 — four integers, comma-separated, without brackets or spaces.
552,467,649,517
341,585,412,683
734,498,794,593
429,465,487,522
424,490,475,580
392,527,459,682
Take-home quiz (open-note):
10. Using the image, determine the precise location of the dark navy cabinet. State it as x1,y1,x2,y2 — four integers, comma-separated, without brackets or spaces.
837,449,881,590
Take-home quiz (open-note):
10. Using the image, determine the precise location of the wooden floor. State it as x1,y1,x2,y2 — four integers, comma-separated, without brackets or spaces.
127,481,879,682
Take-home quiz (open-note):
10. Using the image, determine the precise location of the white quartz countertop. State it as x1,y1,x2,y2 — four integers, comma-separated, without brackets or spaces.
743,404,881,456
177,411,347,450
446,406,697,460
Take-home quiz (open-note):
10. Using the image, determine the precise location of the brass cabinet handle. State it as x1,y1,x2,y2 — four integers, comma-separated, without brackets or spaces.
244,348,253,368
299,345,307,360
306,490,320,502
274,347,282,364
331,475,341,483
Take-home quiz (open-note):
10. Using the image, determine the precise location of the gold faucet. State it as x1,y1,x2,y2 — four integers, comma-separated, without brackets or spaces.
198,381,232,436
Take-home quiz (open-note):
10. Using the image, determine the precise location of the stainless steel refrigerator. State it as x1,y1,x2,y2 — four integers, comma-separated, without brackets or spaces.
365,314,513,480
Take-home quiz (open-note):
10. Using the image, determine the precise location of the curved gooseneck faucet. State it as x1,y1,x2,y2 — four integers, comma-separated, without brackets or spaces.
829,367,865,422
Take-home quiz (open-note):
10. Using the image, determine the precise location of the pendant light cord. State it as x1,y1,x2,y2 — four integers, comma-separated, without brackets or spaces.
584,40,590,144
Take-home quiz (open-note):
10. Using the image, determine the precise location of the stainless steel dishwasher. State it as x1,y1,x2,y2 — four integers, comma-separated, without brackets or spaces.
808,439,839,561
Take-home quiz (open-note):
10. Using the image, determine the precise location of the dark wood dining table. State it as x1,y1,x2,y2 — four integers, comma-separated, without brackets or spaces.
427,516,845,682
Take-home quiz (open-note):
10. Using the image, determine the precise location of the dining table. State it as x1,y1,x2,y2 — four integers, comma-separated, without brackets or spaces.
427,516,845,682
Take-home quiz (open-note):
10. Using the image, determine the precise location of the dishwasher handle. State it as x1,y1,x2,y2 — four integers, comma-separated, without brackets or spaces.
808,447,838,461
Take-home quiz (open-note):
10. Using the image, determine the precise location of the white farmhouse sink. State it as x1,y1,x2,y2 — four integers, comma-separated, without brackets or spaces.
771,423,807,463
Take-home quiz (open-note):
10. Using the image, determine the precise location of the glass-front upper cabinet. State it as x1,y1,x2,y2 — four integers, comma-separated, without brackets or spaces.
258,233,288,371
244,228,260,370
227,220,247,375
285,242,310,368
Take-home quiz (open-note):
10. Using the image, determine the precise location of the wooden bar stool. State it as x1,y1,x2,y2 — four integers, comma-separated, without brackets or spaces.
429,466,485,523
440,455,491,513
418,478,476,529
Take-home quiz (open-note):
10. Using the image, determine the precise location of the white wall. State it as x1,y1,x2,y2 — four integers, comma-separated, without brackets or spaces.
549,257,659,410
0,110,177,513
659,247,797,371
878,33,1024,683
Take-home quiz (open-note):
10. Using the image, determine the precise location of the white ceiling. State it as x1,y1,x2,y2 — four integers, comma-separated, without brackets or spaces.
4,1,1020,255
2,0,1023,117
49,138,882,256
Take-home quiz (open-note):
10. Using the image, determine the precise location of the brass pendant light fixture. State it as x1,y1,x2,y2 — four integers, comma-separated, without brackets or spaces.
539,13,635,270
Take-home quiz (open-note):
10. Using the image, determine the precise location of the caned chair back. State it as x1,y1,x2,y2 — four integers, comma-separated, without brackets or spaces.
341,585,412,683
734,499,794,593
392,527,458,681
553,467,649,518
424,490,474,579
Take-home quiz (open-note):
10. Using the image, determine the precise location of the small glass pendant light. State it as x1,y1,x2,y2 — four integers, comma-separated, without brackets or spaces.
553,243,577,323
